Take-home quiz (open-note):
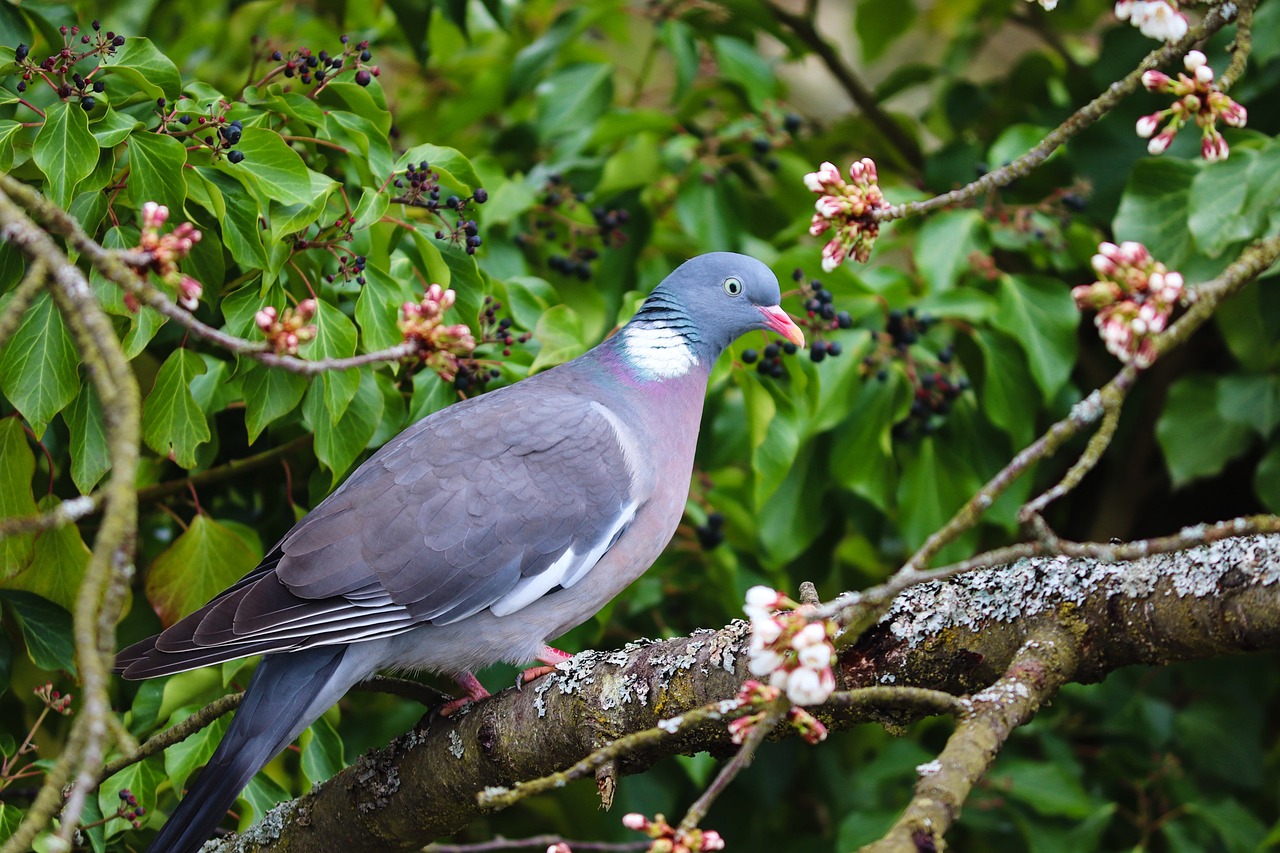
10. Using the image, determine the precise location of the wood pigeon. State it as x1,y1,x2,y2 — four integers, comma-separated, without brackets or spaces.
115,252,805,853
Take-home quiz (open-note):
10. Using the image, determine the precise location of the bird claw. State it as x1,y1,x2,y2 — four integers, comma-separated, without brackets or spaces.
514,646,573,691
439,671,491,716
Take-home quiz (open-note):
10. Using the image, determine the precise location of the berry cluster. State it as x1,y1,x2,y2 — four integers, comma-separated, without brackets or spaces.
741,340,799,378
1138,51,1248,162
33,682,73,716
859,308,972,438
1073,240,1184,368
743,586,837,707
896,368,969,439
255,299,318,356
127,202,204,312
451,295,531,393
10,20,123,107
115,788,147,830
155,98,246,163
621,813,725,853
268,36,378,89
391,162,489,254
794,271,853,362
515,175,630,280
694,511,725,550
804,158,890,271
399,284,477,382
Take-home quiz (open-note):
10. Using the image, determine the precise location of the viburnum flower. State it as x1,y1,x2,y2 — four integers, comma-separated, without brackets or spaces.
803,158,889,271
398,283,477,381
1136,51,1248,162
1115,0,1188,41
130,201,206,311
621,813,725,853
1072,241,1184,368
743,586,837,707
256,299,318,356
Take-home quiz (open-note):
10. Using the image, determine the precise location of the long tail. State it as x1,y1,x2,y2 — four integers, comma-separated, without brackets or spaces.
145,644,360,853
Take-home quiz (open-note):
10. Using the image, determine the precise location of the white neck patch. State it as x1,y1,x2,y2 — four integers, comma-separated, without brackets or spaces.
620,324,699,380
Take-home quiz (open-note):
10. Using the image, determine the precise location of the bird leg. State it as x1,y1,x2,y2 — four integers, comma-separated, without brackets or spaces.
438,671,492,716
516,645,574,686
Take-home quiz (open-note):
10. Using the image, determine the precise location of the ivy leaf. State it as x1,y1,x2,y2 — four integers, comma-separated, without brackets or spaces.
302,368,384,483
0,419,38,578
308,301,360,421
145,515,263,627
396,143,482,193
897,436,983,556
242,364,307,444
1156,374,1255,488
0,495,91,613
214,126,312,206
126,131,188,211
356,264,415,353
712,36,777,110
107,37,182,101
33,101,98,208
97,758,164,838
300,715,345,787
915,210,989,292
534,63,613,143
530,303,585,372
162,706,229,795
0,591,76,674
0,290,79,439
992,274,1078,403
191,167,267,269
142,349,212,469
829,373,912,512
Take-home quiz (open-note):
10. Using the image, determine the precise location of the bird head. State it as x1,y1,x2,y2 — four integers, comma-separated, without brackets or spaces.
619,253,805,379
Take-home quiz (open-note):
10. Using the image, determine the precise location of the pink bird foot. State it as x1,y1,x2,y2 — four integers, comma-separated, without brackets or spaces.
439,671,492,716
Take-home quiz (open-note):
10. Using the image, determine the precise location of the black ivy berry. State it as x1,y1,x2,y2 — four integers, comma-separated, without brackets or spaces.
472,187,488,204
355,69,372,86
694,512,725,550
93,80,105,92
271,49,283,61
783,113,802,134
14,43,28,62
810,340,828,363
227,149,245,164
80,96,95,111
112,35,125,46
742,348,758,364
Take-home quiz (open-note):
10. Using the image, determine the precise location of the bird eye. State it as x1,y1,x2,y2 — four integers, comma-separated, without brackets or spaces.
722,276,743,296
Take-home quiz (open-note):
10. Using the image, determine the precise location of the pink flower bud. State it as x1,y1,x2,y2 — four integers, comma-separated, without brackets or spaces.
802,161,842,193
546,844,572,853
1135,114,1161,138
1183,50,1207,71
1201,132,1228,162
255,307,278,330
1115,0,1134,19
1141,69,1171,91
1194,64,1214,84
1091,253,1117,276
622,814,649,832
702,831,726,851
1147,131,1175,155
178,275,202,310
142,201,169,229
1220,100,1247,128
297,298,317,320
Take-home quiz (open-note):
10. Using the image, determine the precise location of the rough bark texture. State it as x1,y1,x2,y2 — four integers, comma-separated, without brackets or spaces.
211,534,1280,852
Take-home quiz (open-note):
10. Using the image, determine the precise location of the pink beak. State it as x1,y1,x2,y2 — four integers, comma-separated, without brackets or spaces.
757,305,806,348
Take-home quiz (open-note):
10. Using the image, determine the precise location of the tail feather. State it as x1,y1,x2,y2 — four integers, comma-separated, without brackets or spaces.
145,645,359,853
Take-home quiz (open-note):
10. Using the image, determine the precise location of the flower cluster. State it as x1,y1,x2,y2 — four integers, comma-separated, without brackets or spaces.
255,299,317,356
130,202,204,311
621,813,725,853
399,284,477,381
1072,241,1184,368
743,586,837,706
804,158,890,272
1115,0,1188,42
34,683,73,716
725,680,831,746
1138,51,1247,162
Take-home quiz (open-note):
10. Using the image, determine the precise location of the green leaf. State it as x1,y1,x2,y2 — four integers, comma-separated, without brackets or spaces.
856,0,918,62
0,419,38,577
308,301,360,420
270,170,339,240
1156,373,1255,488
191,167,267,270
991,758,1094,818
712,36,777,110
1,495,90,612
502,276,556,332
162,706,229,796
987,124,1056,172
356,264,415,353
1254,441,1280,513
145,515,263,626
302,368,383,482
0,591,75,673
396,143,482,193
97,758,164,838
141,349,212,469
530,303,585,372
90,108,139,147
214,126,313,206
242,365,307,444
0,290,79,438
829,373,912,511
992,274,1078,403
106,37,182,101
127,131,188,212
535,63,613,142
676,178,743,252
32,100,99,212
351,186,390,232
1216,373,1280,437
0,119,24,172
914,210,988,292
897,436,982,553
1113,158,1198,270
968,328,1036,447
300,715,345,787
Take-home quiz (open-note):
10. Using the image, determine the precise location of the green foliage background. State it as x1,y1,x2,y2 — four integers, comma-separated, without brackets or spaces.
0,0,1278,849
